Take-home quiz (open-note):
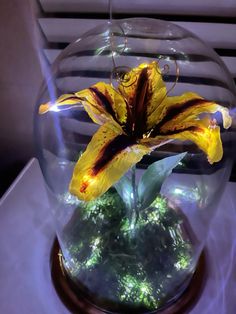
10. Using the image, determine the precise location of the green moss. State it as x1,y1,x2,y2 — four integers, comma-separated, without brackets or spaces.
118,274,158,309
62,190,193,312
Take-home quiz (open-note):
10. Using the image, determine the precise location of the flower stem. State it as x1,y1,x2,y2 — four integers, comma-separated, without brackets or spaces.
130,167,139,229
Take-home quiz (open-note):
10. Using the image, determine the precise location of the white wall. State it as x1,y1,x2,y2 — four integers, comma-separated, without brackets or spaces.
0,0,43,194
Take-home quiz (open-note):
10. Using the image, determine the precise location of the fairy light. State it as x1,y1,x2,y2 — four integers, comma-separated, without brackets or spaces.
59,192,81,205
92,237,100,249
80,174,97,194
174,188,184,196
39,100,83,114
83,174,97,185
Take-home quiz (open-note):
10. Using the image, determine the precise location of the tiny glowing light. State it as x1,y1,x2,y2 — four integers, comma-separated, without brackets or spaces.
83,174,96,185
130,222,135,230
50,104,60,112
60,192,81,205
174,187,184,195
140,284,149,294
92,237,101,249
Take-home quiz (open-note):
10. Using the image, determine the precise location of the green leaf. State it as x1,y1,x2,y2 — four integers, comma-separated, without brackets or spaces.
115,175,133,209
138,152,187,210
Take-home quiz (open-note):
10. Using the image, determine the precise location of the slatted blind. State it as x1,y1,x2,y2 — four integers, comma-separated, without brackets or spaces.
37,0,236,81
36,0,236,178
39,0,236,16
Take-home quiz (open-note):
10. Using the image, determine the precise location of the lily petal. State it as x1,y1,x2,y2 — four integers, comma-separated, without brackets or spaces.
118,63,147,106
145,62,168,130
170,121,223,164
140,137,173,150
69,122,151,201
39,94,83,114
118,62,167,133
39,83,127,127
151,92,232,135
144,118,223,164
85,82,128,125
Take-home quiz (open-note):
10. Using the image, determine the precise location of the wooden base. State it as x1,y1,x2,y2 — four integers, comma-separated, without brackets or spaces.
51,239,207,314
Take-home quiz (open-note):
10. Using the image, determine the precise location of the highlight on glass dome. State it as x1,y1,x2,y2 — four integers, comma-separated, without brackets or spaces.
35,16,235,314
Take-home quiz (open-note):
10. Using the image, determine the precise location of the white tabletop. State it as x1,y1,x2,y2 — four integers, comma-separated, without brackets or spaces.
0,158,236,314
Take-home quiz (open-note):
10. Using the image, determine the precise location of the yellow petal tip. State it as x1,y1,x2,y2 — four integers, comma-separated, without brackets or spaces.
223,110,232,129
69,175,98,202
39,103,50,114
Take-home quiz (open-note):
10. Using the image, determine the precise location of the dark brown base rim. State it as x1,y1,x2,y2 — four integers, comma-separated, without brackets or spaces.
50,238,207,314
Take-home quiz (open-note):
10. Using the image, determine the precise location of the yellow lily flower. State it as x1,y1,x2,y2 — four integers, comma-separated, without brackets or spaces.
39,62,232,201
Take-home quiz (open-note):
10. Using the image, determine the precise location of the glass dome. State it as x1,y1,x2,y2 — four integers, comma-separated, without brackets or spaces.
35,18,235,313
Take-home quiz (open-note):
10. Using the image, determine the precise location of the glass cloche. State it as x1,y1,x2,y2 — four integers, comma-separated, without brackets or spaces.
35,18,235,313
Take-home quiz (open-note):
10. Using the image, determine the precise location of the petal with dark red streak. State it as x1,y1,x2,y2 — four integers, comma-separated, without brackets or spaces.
142,118,224,164
151,92,231,136
118,62,167,133
39,82,127,126
69,122,151,201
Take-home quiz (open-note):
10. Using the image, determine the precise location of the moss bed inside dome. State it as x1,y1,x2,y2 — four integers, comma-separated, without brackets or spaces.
62,189,193,313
